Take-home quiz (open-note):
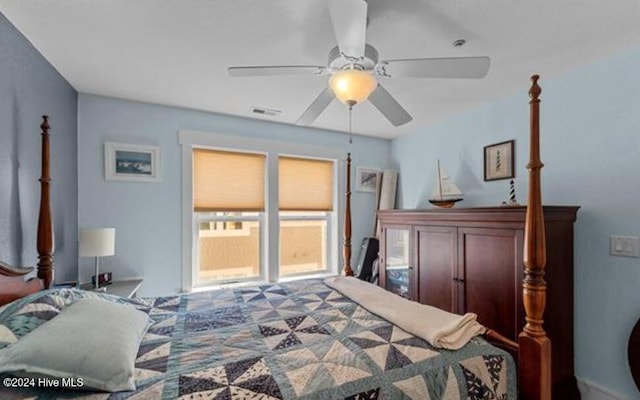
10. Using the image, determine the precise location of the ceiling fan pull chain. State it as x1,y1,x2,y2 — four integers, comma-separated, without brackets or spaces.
348,105,353,145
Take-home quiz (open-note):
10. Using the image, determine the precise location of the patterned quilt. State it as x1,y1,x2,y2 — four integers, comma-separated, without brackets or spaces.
0,279,516,399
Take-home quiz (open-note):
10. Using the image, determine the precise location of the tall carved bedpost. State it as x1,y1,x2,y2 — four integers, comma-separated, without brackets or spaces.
343,153,354,276
37,115,54,288
519,76,551,400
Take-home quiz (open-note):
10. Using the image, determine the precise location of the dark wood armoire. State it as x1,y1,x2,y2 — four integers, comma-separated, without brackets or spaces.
377,206,580,400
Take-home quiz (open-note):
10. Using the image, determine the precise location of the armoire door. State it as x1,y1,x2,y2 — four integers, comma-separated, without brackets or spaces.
380,225,414,300
415,225,457,313
457,227,524,341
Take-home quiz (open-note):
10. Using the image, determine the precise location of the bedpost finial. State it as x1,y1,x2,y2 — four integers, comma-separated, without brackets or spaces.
529,75,541,100
41,115,50,132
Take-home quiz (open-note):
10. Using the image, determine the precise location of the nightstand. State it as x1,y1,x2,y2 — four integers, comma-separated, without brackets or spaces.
79,279,143,298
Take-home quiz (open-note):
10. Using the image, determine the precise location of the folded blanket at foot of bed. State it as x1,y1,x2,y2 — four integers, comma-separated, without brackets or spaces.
325,276,486,350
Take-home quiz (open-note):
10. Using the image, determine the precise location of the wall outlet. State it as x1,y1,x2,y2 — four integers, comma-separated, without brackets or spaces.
610,236,640,258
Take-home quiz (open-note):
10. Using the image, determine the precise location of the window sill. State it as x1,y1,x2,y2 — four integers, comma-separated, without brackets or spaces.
188,272,336,293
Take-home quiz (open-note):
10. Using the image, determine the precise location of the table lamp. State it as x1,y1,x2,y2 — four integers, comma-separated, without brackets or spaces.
79,228,115,290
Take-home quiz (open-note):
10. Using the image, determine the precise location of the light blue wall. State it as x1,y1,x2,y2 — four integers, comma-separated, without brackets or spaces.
391,46,640,398
77,94,390,296
0,12,78,281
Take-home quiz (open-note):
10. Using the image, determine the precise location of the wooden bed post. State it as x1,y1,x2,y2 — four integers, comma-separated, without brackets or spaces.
343,152,354,276
519,75,551,400
37,115,54,288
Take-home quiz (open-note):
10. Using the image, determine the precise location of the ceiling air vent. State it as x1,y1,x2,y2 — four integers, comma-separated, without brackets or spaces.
250,107,281,117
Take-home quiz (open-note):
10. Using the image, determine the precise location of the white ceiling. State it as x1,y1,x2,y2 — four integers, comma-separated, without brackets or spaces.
2,0,639,139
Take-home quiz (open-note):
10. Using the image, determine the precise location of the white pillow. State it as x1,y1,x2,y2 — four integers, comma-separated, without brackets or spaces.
0,298,150,392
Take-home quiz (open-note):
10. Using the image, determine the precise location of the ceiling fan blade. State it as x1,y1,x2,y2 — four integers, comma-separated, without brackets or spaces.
377,57,490,79
228,65,327,77
368,85,413,127
296,87,335,126
328,0,367,59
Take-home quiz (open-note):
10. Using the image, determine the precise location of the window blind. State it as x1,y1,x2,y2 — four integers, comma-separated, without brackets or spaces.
279,156,333,211
193,149,265,212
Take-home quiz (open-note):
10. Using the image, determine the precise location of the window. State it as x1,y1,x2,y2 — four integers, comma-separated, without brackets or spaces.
279,212,329,277
187,142,338,289
193,149,265,212
193,149,265,286
279,156,333,277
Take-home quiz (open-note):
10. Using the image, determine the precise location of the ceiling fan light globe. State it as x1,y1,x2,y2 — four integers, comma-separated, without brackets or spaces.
329,69,377,106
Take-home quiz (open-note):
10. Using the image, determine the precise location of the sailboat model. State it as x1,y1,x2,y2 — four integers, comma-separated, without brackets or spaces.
429,160,464,208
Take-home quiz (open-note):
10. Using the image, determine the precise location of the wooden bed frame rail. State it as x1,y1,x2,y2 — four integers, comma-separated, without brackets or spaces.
0,262,43,306
1,76,550,399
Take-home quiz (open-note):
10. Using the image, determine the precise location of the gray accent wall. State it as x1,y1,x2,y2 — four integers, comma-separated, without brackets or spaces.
0,12,78,281
391,45,640,399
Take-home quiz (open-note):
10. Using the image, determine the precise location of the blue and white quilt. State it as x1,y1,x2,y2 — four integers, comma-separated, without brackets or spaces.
0,279,515,399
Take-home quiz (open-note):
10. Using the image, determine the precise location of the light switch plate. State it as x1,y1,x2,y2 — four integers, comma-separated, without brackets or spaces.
610,236,640,257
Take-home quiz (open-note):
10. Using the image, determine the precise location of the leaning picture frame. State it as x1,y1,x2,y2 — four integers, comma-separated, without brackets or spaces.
355,167,381,193
105,142,161,182
484,140,515,181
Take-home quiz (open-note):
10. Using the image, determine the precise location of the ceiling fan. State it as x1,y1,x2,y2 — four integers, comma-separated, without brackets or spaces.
228,0,490,127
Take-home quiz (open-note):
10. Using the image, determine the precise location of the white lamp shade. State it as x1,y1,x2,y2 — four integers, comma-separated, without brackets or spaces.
79,228,115,257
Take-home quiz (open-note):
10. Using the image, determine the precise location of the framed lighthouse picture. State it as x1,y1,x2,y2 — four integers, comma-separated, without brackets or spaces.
484,140,514,181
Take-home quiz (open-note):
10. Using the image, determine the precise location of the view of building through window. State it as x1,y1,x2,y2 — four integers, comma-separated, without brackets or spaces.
197,214,328,283
197,215,260,283
279,213,328,277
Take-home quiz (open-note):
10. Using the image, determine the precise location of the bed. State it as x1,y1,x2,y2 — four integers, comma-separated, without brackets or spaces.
0,76,551,399
629,318,640,394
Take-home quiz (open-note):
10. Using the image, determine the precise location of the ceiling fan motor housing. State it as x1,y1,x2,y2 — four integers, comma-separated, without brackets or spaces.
328,44,379,71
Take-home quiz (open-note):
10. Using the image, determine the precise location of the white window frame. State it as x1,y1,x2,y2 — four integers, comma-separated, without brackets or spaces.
179,130,344,292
